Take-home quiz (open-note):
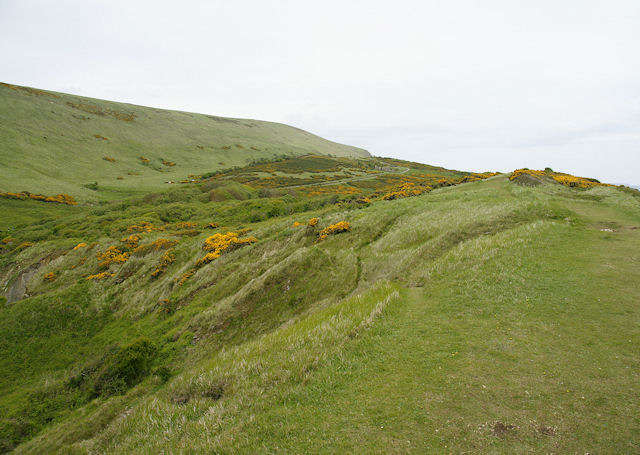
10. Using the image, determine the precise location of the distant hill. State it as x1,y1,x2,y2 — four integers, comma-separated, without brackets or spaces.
0,82,368,200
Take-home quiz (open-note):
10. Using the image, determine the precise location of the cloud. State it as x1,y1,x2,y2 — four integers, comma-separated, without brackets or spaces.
1,0,639,183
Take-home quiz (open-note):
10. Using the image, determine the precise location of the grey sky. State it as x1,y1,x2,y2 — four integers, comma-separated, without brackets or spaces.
1,0,639,183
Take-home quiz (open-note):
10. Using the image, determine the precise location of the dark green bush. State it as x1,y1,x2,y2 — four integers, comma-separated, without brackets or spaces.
83,182,99,191
156,203,195,222
93,337,157,396
154,366,172,383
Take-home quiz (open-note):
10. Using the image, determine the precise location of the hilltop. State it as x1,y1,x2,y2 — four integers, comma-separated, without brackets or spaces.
0,82,368,200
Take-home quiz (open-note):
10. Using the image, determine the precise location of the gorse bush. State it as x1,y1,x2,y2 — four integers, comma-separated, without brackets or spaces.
382,183,431,200
509,169,614,189
195,232,258,268
133,238,178,256
151,249,176,277
16,241,33,250
96,246,129,268
86,271,113,280
121,234,141,249
319,221,351,240
43,272,56,282
177,270,194,286
127,221,163,233
175,221,197,229
0,191,77,205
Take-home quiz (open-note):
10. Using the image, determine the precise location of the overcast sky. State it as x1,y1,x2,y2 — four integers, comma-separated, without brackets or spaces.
1,0,639,184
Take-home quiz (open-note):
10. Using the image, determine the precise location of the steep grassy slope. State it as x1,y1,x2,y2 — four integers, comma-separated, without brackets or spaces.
0,83,368,200
1,170,639,453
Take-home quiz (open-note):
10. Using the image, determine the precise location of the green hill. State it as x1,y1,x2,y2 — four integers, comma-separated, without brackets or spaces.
0,82,368,200
0,87,639,454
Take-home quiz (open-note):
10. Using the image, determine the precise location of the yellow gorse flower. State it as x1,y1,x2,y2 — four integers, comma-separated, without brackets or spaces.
86,272,114,281
319,221,351,240
96,246,129,268
195,231,257,268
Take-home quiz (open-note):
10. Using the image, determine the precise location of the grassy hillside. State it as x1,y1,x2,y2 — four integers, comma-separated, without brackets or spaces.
1,153,638,453
0,82,368,200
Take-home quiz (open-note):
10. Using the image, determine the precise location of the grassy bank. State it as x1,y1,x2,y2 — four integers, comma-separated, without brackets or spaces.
1,172,637,453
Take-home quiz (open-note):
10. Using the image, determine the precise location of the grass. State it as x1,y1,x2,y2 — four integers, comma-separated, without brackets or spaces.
0,89,638,453
0,82,368,201
0,175,637,453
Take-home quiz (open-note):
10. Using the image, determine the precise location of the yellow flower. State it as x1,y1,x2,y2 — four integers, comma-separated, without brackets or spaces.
318,221,351,240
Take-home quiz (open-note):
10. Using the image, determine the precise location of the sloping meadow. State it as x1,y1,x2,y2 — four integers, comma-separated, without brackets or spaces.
2,175,639,453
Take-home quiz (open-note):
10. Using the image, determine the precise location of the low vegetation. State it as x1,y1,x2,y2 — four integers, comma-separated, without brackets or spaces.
1,83,638,454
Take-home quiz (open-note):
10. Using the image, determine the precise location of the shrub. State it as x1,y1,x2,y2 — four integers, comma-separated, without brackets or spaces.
509,168,612,189
16,241,33,250
44,272,56,282
308,217,319,227
151,249,176,277
157,298,177,315
177,270,194,286
103,157,116,163
175,221,197,229
71,257,86,269
96,246,129,268
156,204,195,223
155,366,172,382
382,183,431,200
173,229,200,237
121,234,141,249
83,182,99,191
127,221,163,233
133,238,178,256
319,221,351,240
93,338,156,396
204,222,219,229
195,232,257,267
0,191,77,205
73,242,87,250
86,272,114,280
